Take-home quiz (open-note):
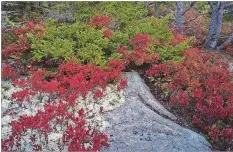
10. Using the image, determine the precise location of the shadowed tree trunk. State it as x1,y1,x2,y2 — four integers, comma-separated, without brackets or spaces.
176,2,196,32
176,1,184,28
205,2,224,49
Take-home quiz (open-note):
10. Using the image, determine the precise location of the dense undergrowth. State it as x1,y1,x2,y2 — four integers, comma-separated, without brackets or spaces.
146,49,233,150
1,2,233,151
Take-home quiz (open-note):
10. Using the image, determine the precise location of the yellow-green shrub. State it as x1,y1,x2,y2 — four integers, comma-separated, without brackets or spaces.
28,20,125,66
124,15,173,44
156,37,195,62
107,31,129,53
30,37,74,61
74,2,147,29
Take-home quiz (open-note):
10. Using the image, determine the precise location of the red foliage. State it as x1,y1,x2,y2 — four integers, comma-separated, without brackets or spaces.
107,59,125,71
1,21,45,82
1,44,19,58
145,64,168,77
208,126,220,142
13,78,29,88
116,45,127,55
1,19,130,151
192,115,201,124
30,69,47,92
2,35,30,59
146,48,233,148
13,28,25,35
129,33,151,51
2,20,44,61
117,33,159,66
56,61,125,99
17,35,30,51
89,15,110,28
12,89,31,102
183,8,207,46
170,90,190,107
3,99,109,151
5,60,128,151
104,29,112,39
221,128,233,143
117,79,128,91
43,80,59,93
93,89,104,99
27,21,36,31
2,64,19,80
33,145,42,151
169,28,188,46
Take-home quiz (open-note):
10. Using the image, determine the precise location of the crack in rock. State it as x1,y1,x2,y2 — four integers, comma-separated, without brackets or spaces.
125,71,177,120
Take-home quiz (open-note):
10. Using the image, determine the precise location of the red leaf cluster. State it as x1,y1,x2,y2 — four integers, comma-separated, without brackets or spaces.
27,21,36,31
89,15,110,28
2,21,45,60
146,48,233,148
2,35,30,59
104,29,112,39
13,28,25,35
5,59,127,151
129,33,151,51
208,127,233,143
117,33,159,66
1,18,129,151
2,64,19,80
117,79,128,91
93,89,104,99
169,28,188,46
3,99,109,151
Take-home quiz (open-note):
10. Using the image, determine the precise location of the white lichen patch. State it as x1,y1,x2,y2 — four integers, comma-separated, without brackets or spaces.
74,84,125,132
1,80,125,151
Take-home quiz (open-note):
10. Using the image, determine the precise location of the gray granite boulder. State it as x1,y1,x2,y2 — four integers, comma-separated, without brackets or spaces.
102,72,212,152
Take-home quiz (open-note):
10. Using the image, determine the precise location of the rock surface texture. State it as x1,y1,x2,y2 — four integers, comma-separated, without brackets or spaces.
102,72,212,152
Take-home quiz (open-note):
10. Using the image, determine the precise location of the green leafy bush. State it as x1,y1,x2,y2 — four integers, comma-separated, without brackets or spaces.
156,37,195,62
124,16,173,44
107,31,129,53
28,3,191,67
74,2,147,29
77,44,106,67
99,2,147,29
75,26,108,49
29,20,125,66
43,20,82,40
30,37,74,61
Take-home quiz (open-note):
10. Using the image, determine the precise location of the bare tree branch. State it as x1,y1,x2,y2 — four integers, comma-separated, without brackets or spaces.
217,32,233,50
223,2,233,8
167,8,175,15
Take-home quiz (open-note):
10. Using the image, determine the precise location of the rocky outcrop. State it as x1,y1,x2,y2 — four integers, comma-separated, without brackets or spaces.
123,71,177,121
102,72,212,152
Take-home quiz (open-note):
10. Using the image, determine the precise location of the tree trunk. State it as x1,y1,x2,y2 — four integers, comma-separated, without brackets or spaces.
154,2,160,18
144,1,149,9
48,2,52,8
217,32,233,50
205,2,224,49
176,1,184,28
